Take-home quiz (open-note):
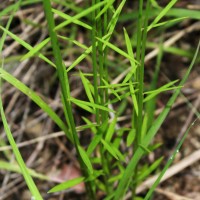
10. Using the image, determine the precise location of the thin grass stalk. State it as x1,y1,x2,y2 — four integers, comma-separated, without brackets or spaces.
146,36,164,129
92,0,100,125
132,0,144,197
135,0,143,146
132,0,151,197
137,0,151,143
104,10,109,113
95,0,112,194
42,0,96,198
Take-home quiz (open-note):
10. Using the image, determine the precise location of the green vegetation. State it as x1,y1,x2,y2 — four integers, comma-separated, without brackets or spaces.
0,0,199,199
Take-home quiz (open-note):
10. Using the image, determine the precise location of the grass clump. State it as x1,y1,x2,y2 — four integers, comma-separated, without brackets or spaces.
0,0,199,199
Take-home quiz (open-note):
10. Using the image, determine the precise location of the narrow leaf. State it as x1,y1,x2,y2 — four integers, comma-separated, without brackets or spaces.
147,0,178,31
79,71,94,104
52,8,92,30
129,80,139,116
48,177,85,193
101,139,119,160
87,134,102,156
78,145,93,174
54,1,106,31
21,37,50,61
0,26,55,68
0,68,70,140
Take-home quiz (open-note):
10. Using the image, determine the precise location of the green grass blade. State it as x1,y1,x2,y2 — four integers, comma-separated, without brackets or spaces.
66,46,92,72
99,82,137,89
147,0,178,31
123,69,137,84
0,93,43,200
0,160,50,181
144,80,179,94
126,128,136,147
167,8,200,20
144,86,183,103
0,3,18,17
136,157,163,183
82,117,97,134
54,1,106,31
0,1,21,52
141,113,148,140
101,139,119,160
0,68,70,140
21,38,50,61
70,97,115,113
0,26,56,68
144,119,198,200
102,79,121,100
96,37,139,64
58,35,89,50
150,17,187,29
52,8,92,30
87,134,102,156
106,0,126,42
78,145,94,174
48,177,85,193
79,71,94,104
129,80,139,116
123,28,137,74
96,0,115,19
71,99,95,113
105,116,117,142
66,33,111,73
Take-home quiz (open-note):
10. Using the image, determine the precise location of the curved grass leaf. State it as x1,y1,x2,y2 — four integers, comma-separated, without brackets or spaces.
136,157,163,183
0,68,70,141
129,80,139,116
123,28,137,74
21,37,50,61
54,1,106,31
0,160,50,181
70,97,115,113
147,0,178,31
101,139,119,160
126,128,136,147
82,117,97,134
96,0,115,19
58,35,88,50
52,8,92,30
87,134,102,156
0,94,43,200
48,177,85,193
106,0,126,43
66,33,111,73
150,17,187,29
144,80,182,102
102,79,121,100
144,119,198,200
79,71,94,104
78,145,93,174
105,116,117,142
96,37,139,64
0,26,55,68
66,46,92,72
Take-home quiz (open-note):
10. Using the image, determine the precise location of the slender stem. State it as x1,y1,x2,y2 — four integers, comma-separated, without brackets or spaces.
92,0,100,125
133,0,151,198
135,0,143,147
137,0,150,143
42,1,96,198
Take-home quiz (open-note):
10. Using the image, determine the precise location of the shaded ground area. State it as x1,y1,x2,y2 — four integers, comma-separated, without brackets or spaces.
0,1,200,200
